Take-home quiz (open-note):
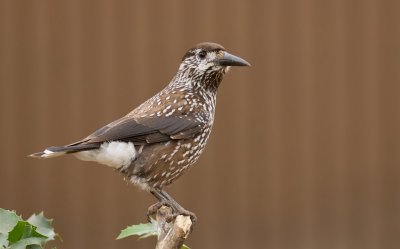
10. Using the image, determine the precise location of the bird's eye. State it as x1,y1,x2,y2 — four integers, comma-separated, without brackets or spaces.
198,50,207,59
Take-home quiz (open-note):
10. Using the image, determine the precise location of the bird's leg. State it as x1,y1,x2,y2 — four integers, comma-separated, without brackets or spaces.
147,189,170,220
148,189,197,224
158,189,197,223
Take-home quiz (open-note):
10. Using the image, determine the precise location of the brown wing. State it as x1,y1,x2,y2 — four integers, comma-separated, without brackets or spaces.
72,115,202,146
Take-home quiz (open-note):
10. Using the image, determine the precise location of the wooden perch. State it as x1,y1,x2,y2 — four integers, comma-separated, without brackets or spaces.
154,206,193,249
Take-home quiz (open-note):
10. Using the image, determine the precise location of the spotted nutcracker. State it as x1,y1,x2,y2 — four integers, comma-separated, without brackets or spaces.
30,42,250,219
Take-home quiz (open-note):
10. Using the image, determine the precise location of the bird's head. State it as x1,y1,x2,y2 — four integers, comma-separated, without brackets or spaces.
177,42,250,90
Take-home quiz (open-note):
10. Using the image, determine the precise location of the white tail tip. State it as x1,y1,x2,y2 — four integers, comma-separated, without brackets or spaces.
29,149,66,159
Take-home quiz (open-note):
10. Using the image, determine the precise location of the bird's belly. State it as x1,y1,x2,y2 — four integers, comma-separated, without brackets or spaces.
124,132,211,189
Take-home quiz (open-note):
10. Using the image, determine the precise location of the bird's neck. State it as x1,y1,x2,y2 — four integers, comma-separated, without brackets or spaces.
174,68,225,93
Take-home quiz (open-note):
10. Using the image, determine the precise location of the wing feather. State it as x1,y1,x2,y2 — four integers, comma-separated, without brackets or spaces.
73,116,202,147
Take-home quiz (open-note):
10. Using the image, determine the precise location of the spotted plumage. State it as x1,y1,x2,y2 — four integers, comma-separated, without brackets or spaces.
30,42,250,217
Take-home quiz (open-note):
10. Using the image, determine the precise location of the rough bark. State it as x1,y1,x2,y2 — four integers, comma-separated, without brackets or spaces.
154,206,192,249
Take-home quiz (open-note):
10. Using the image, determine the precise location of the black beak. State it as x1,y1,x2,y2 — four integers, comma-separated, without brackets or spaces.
217,51,251,67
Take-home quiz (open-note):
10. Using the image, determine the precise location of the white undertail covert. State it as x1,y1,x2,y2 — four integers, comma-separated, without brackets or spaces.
75,141,136,169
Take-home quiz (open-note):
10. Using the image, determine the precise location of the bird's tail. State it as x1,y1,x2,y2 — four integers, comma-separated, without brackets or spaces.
29,143,99,159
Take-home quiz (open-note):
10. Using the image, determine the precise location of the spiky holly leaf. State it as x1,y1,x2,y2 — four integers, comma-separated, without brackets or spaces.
0,209,21,234
0,209,58,249
27,212,57,242
0,233,8,248
8,221,47,243
116,222,157,240
9,237,45,249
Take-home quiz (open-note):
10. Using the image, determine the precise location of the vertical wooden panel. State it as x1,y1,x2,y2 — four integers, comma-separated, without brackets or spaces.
1,0,399,248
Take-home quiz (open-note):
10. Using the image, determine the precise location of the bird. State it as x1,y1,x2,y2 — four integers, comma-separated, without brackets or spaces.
29,42,250,221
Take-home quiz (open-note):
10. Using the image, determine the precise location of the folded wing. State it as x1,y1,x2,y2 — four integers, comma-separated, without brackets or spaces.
68,115,202,148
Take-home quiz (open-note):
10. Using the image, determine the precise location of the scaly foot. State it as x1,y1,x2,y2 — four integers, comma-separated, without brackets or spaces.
166,208,197,225
147,201,172,221
147,201,197,225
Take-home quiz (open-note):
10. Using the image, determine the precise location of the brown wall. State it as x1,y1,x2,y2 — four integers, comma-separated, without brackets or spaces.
1,0,399,248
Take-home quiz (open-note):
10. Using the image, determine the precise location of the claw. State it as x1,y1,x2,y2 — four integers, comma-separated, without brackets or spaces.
147,201,172,221
167,210,197,224
147,201,197,226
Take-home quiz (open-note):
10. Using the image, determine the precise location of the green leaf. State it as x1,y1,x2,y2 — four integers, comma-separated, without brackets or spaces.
0,209,58,249
28,245,42,249
8,221,47,244
0,233,8,248
181,244,190,249
27,212,56,242
116,222,157,240
0,209,22,234
9,237,44,249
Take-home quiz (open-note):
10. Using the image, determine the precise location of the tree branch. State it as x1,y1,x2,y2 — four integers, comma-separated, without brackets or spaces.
153,206,193,249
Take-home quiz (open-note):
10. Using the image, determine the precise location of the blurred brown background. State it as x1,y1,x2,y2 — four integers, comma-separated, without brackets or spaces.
1,0,399,248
